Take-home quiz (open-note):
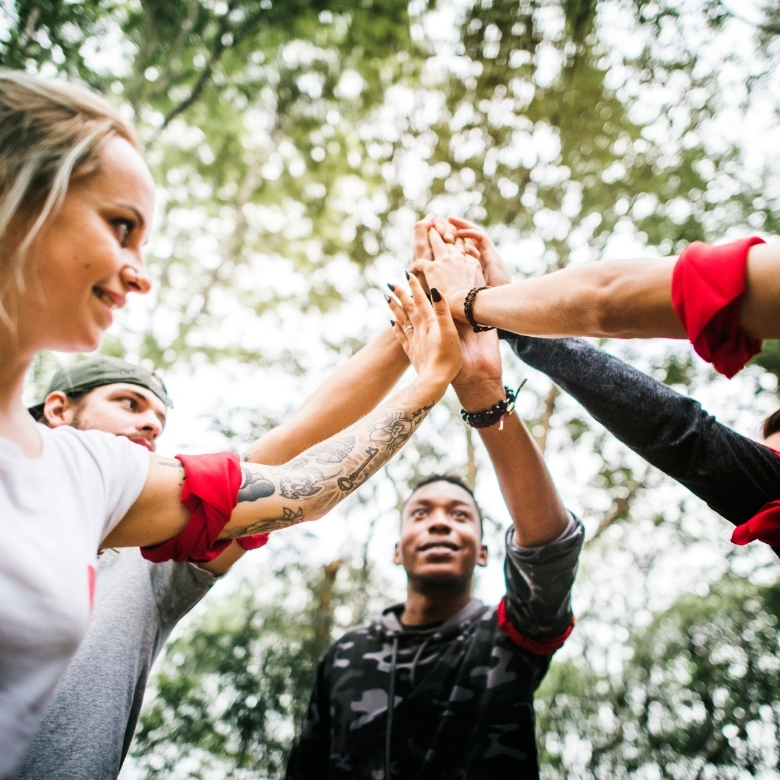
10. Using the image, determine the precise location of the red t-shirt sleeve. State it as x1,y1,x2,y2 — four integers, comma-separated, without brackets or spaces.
671,237,765,378
141,452,242,563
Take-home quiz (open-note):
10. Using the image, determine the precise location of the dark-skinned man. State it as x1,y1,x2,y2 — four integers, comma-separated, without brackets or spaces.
286,255,584,779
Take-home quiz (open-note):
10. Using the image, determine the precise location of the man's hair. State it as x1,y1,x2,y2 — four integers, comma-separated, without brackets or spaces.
31,388,92,424
763,408,780,440
406,473,483,529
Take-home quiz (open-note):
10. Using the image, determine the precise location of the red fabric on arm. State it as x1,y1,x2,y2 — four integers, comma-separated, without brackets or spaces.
141,452,242,563
671,237,765,378
236,533,270,551
497,597,574,655
731,500,780,547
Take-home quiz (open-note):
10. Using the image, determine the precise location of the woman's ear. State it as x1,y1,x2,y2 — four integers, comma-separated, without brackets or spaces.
42,391,72,427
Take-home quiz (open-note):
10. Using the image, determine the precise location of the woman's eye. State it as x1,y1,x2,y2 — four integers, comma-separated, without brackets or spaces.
112,219,134,244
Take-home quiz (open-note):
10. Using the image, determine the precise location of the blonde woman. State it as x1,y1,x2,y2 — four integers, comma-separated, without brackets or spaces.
0,70,463,777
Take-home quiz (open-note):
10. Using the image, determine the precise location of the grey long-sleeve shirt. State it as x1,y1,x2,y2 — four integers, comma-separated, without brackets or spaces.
502,334,780,542
17,549,218,780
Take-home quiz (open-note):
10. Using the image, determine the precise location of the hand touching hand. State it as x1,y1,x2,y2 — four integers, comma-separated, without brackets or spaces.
448,217,511,287
410,229,484,322
386,273,463,386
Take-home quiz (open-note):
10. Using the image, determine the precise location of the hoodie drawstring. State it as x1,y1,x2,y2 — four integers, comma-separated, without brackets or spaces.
385,636,398,780
409,639,429,688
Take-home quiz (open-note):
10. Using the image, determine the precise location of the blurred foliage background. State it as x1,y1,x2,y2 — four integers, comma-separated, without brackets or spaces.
4,0,780,776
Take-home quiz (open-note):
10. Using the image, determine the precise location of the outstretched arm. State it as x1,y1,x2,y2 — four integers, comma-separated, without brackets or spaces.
242,327,408,465
199,327,409,574
391,284,580,641
504,334,780,531
412,219,780,340
450,325,568,547
102,277,461,548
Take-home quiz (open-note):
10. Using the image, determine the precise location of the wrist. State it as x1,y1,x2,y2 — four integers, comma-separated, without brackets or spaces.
412,371,452,402
454,379,506,413
448,287,470,323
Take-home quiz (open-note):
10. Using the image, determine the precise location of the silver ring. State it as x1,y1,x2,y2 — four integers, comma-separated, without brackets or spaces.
403,325,414,333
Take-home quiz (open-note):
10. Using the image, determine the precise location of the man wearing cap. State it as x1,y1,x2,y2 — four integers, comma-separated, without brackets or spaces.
18,328,412,780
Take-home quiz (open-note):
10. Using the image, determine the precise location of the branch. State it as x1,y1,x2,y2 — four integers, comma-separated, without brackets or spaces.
588,480,645,543
534,384,558,455
464,422,478,490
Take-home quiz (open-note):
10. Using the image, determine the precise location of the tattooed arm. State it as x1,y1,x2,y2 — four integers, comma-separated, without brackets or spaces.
242,326,408,466
102,276,461,547
196,327,408,573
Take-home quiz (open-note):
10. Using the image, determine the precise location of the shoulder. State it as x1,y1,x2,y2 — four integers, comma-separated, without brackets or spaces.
44,425,150,473
322,623,377,663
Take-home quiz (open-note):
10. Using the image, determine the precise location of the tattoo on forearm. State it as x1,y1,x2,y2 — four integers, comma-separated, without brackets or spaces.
313,436,356,464
337,447,378,491
280,467,331,499
238,466,276,503
369,411,413,452
233,398,436,537
158,459,184,469
240,506,305,535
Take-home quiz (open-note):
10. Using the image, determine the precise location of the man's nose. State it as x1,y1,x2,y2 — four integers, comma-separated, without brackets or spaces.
137,411,162,439
427,510,452,532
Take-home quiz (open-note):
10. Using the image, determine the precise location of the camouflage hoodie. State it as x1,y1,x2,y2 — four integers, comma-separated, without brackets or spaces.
287,519,584,780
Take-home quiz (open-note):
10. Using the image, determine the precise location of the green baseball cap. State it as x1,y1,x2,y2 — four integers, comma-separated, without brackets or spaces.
28,356,173,419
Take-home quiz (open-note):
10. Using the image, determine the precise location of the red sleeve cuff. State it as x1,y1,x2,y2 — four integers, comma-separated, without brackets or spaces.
671,237,764,378
236,533,270,551
141,452,242,563
731,500,780,547
497,596,575,655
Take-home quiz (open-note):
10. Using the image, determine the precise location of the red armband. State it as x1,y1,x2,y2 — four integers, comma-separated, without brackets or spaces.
236,533,270,551
141,452,242,564
497,597,575,655
731,500,780,547
671,237,765,378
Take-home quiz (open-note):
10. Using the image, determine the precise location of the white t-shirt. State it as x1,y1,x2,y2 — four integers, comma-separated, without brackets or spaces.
0,424,149,779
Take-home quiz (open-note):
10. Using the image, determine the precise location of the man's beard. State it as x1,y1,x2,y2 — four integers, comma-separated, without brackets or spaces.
407,572,472,597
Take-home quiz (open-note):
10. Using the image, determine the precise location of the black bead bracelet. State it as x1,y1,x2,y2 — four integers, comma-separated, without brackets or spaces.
460,383,525,430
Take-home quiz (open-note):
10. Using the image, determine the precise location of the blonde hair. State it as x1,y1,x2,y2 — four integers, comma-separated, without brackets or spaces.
0,70,138,328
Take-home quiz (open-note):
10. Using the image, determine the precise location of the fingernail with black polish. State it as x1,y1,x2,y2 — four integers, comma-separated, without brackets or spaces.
431,288,442,302
385,295,392,303
390,320,395,327
405,271,410,281
387,283,395,292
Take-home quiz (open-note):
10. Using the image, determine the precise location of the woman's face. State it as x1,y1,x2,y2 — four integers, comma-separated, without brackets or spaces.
15,135,155,354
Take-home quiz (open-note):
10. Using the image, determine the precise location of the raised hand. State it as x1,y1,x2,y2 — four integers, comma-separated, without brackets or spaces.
410,228,484,323
386,272,463,385
447,217,511,287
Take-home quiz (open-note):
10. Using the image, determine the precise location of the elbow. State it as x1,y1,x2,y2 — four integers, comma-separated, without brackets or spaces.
586,262,633,338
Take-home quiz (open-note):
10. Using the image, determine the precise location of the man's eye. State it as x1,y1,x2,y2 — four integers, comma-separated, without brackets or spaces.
119,397,137,410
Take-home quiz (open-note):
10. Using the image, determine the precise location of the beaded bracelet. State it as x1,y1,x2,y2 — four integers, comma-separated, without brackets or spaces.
463,286,495,333
460,382,525,430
